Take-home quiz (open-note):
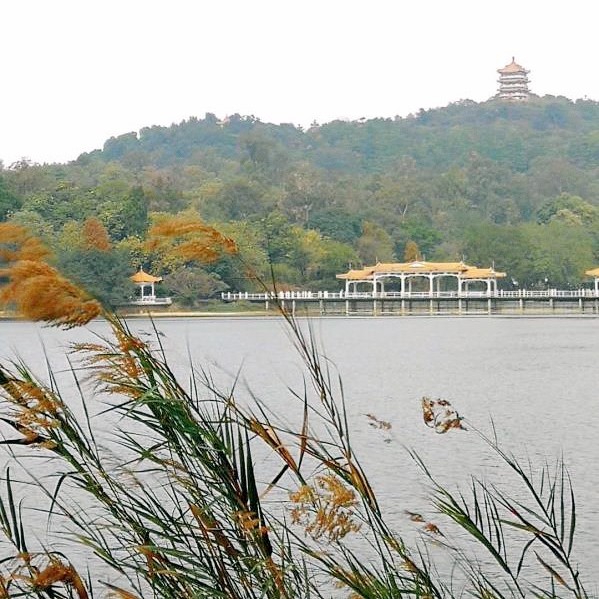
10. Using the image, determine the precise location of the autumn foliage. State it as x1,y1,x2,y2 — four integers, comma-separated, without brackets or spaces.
82,217,112,252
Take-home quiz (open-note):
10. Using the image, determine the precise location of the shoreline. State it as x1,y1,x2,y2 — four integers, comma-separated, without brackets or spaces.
3,309,599,322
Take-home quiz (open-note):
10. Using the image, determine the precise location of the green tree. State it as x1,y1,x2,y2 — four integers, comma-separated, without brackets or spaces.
526,221,595,288
356,221,395,264
163,267,228,306
210,221,269,291
395,218,442,260
55,245,134,306
536,193,599,226
461,222,533,287
0,176,21,221
100,186,149,240
308,207,362,244
312,237,357,288
202,179,270,222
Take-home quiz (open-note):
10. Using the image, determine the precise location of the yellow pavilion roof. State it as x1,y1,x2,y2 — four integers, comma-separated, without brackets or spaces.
497,57,528,74
337,261,506,280
131,269,162,284
461,267,507,280
336,268,375,280
585,267,599,277
371,261,470,274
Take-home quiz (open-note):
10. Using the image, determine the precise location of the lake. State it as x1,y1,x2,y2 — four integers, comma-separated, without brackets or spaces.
1,315,598,593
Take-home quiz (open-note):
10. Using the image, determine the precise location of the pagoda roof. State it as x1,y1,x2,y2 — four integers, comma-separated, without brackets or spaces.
131,268,163,283
585,267,599,277
498,57,529,74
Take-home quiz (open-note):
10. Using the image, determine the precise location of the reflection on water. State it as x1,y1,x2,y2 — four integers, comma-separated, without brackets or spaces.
1,316,598,591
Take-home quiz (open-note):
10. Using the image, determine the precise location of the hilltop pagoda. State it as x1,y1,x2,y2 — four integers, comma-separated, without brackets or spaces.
497,57,530,101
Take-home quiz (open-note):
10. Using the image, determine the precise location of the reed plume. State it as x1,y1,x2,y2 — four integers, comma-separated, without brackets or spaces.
0,223,102,327
146,213,237,263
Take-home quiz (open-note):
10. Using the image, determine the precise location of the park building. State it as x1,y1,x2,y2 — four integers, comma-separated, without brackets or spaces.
497,57,530,101
336,260,506,296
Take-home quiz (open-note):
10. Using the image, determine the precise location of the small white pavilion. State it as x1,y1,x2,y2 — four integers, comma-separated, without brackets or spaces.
337,261,506,296
130,268,172,305
585,267,599,295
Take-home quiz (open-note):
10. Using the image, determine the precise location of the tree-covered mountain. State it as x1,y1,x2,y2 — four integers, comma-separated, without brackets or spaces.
3,95,599,304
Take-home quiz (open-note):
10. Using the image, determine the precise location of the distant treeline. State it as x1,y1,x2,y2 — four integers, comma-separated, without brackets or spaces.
3,95,599,306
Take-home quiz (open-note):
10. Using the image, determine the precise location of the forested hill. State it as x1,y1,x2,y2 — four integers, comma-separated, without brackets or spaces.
88,96,599,173
3,95,599,307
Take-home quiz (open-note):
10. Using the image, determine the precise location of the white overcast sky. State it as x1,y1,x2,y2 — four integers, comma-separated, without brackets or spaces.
1,0,597,165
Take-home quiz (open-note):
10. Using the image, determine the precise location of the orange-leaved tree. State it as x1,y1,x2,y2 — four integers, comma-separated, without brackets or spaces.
82,217,112,252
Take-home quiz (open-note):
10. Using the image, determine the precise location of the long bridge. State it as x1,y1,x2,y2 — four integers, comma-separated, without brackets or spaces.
221,260,599,316
221,288,599,316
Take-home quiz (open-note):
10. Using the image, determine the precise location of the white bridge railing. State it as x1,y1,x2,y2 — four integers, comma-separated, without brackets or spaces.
222,289,599,301
131,297,173,305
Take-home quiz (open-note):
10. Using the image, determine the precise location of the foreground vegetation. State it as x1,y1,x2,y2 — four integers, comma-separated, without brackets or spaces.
4,96,599,306
0,218,593,596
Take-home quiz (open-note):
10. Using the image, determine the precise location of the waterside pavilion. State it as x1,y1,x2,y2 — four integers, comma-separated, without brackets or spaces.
336,261,506,297
130,269,172,305
585,267,599,294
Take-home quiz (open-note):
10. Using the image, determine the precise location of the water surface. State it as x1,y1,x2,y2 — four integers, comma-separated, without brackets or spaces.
1,316,598,592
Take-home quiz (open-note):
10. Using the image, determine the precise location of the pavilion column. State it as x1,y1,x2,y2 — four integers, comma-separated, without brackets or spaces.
428,275,434,297
372,274,378,297
400,275,406,297
345,280,349,295
151,282,156,298
436,277,441,295
486,279,491,297
458,277,463,296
